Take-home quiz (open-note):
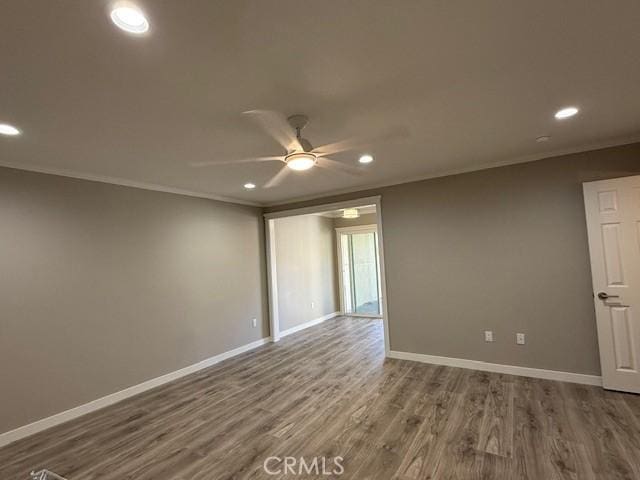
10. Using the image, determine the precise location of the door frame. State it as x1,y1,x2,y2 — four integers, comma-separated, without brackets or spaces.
335,224,383,319
264,195,391,356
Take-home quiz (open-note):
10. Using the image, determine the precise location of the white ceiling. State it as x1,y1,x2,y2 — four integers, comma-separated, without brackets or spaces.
1,1,639,205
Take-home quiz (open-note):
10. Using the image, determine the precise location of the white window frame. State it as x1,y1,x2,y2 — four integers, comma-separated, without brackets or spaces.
335,224,382,319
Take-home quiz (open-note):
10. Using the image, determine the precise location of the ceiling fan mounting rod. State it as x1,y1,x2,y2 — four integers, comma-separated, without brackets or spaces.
287,114,313,153
287,114,309,136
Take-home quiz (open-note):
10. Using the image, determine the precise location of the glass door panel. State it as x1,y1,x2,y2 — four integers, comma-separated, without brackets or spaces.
339,229,381,316
351,232,379,314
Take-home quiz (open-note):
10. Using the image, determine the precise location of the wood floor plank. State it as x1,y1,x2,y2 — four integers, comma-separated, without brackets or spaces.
476,373,515,458
428,370,493,479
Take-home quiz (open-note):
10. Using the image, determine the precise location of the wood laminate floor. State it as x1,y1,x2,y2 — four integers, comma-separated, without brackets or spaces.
2,317,640,479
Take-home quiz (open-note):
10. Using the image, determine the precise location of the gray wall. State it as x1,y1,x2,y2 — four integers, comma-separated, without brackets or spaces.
0,167,268,434
267,142,640,375
4,142,640,436
274,215,339,331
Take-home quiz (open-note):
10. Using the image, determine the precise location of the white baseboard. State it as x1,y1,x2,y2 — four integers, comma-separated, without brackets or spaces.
0,336,272,448
387,350,602,386
279,311,341,338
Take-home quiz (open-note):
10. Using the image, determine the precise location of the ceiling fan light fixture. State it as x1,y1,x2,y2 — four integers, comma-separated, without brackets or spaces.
285,152,316,171
342,208,360,219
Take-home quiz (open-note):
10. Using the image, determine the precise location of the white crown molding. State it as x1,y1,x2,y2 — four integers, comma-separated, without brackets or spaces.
265,135,640,206
388,350,602,386
0,161,262,207
0,336,272,448
264,196,380,220
3,135,639,209
279,311,341,338
312,205,377,218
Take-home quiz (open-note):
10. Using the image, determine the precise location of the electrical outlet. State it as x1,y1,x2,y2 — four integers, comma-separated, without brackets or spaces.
484,331,494,342
516,333,525,345
251,318,257,328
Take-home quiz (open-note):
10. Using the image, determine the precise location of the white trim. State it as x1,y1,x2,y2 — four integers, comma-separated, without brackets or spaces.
388,350,602,386
375,198,392,355
335,224,382,318
265,218,280,342
5,136,639,209
0,161,261,207
279,312,341,338
265,135,640,206
264,196,381,220
336,228,349,315
263,196,390,357
334,224,378,234
0,337,271,448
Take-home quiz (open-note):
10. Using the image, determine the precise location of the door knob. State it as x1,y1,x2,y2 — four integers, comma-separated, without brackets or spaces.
598,292,620,300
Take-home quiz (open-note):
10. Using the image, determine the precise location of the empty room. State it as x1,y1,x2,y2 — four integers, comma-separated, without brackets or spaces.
1,2,640,479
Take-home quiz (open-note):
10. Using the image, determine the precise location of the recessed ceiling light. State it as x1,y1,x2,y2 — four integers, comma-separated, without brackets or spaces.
555,107,579,119
536,135,551,143
243,182,256,189
0,123,21,136
110,4,149,34
285,152,316,171
359,154,374,164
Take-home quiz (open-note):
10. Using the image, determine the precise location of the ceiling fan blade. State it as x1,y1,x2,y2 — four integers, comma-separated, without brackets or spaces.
190,156,284,167
312,126,409,157
244,110,302,153
264,165,292,188
316,157,364,177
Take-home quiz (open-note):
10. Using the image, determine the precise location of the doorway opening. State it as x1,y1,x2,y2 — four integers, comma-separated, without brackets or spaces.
264,196,390,355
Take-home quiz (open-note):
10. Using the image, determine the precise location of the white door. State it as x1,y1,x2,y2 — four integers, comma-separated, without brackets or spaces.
583,175,640,393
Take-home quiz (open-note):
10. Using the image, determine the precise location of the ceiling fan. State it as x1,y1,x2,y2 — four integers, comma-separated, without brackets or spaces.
191,110,403,188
